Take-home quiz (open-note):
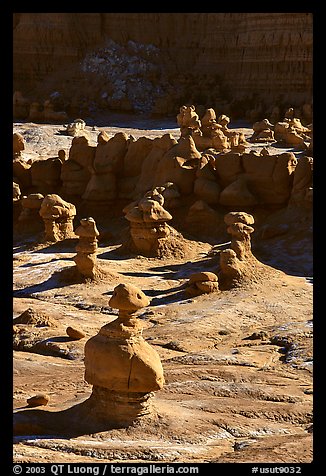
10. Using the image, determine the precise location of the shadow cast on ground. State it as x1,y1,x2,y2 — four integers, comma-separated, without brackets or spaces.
13,397,151,438
13,265,85,296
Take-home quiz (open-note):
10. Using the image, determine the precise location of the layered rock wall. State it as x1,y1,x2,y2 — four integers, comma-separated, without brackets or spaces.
13,13,312,113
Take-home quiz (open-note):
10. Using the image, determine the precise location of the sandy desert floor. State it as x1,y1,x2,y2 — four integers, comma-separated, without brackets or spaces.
12,116,313,464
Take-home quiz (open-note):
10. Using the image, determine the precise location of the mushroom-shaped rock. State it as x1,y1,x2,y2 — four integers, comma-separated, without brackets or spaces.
250,119,276,142
74,217,100,279
109,283,150,314
75,217,99,239
124,191,177,256
224,212,255,226
84,283,164,426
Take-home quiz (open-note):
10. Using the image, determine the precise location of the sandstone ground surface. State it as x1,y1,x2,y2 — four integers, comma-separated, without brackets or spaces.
13,116,313,464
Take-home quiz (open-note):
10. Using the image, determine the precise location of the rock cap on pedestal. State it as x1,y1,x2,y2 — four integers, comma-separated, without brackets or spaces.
109,283,150,312
224,211,255,226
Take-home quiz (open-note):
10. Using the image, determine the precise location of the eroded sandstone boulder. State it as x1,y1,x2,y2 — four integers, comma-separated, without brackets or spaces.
289,156,313,206
274,116,312,149
135,134,178,198
150,182,181,209
13,132,25,158
194,154,221,204
219,175,258,207
30,157,62,194
243,150,297,205
177,105,202,137
65,118,86,136
13,158,32,192
66,326,86,340
176,106,235,152
118,136,154,199
39,194,76,242
250,119,275,143
82,131,129,201
216,150,297,207
60,135,95,196
27,394,50,407
154,135,201,195
185,200,222,238
185,271,219,297
18,193,44,223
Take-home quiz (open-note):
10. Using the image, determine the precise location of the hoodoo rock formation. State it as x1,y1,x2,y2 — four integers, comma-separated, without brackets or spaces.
123,191,174,257
274,117,312,150
84,283,164,426
12,96,313,460
177,105,231,152
219,212,265,289
73,217,100,279
12,10,314,461
250,112,313,151
39,194,76,242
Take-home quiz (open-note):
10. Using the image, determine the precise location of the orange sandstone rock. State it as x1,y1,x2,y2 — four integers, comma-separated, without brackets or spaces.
84,283,164,426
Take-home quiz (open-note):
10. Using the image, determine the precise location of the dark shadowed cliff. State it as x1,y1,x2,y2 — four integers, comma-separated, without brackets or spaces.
13,13,313,118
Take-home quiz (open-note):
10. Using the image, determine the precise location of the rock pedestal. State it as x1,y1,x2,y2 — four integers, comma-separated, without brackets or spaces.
73,217,99,279
124,192,173,255
84,283,164,426
219,212,257,288
39,194,76,242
